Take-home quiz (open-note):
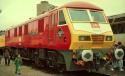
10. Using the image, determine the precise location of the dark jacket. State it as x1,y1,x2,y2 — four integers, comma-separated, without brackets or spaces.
4,49,10,58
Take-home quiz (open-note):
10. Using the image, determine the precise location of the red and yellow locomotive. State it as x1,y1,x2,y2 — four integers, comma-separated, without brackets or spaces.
5,1,114,71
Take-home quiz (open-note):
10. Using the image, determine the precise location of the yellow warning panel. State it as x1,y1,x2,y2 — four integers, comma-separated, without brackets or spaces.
0,35,5,47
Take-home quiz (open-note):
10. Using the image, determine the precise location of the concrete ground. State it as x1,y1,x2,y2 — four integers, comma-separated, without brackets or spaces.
0,57,124,76
0,58,57,76
97,66,125,76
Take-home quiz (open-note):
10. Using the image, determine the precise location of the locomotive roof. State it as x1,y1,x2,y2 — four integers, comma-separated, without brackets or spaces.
6,1,103,31
61,1,103,11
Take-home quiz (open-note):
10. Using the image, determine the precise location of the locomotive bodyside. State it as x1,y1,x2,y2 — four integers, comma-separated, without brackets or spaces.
5,11,71,49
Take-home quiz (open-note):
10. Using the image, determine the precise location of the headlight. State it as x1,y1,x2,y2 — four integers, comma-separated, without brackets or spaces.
105,36,112,41
79,36,91,41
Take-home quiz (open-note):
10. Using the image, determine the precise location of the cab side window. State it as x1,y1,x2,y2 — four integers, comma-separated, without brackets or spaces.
24,24,28,35
14,28,17,37
8,31,10,37
59,10,66,25
38,19,44,32
52,14,55,26
19,26,22,36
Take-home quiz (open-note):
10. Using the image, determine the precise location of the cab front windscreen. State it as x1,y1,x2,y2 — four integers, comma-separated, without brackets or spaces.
68,9,90,21
68,8,107,23
90,11,106,23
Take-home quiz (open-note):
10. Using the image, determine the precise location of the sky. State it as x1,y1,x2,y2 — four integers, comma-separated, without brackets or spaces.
0,0,125,30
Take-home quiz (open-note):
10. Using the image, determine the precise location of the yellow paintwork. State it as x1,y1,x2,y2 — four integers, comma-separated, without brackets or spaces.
63,8,114,51
0,35,5,47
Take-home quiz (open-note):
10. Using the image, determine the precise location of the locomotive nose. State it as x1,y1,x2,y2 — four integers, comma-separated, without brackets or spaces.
81,50,93,62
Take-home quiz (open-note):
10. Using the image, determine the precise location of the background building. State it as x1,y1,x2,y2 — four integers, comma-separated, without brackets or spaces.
108,13,125,45
37,1,56,16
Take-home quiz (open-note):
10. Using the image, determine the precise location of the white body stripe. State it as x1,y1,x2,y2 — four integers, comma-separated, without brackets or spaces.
72,23,112,34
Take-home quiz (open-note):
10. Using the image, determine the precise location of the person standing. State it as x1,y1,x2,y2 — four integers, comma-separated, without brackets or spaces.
111,41,124,71
4,48,10,66
14,54,22,75
0,49,2,64
110,42,118,71
0,55,2,64
117,41,124,71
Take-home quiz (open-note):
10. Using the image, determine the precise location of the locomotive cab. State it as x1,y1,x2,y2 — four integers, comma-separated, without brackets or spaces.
63,8,114,49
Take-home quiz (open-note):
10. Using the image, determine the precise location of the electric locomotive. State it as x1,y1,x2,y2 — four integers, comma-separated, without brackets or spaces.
5,1,114,72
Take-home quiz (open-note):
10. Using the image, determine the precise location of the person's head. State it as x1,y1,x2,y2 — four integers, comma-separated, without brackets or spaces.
118,41,122,45
114,41,118,47
5,49,8,52
17,54,20,58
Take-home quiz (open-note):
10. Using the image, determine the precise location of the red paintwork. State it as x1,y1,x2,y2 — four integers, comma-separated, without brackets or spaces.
5,11,71,50
5,1,101,50
6,25,71,50
61,1,103,11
